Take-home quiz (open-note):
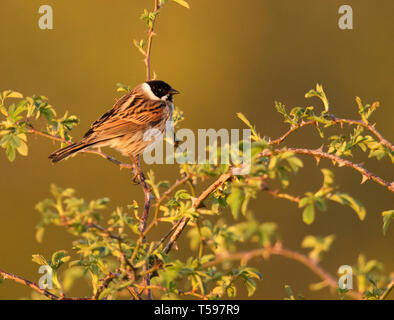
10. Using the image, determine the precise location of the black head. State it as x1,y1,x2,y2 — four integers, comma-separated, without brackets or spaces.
146,80,179,100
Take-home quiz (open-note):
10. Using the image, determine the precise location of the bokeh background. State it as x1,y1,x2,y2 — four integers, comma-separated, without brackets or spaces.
0,0,393,299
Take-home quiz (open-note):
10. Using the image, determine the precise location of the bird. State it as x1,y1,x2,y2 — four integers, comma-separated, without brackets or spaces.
48,80,179,168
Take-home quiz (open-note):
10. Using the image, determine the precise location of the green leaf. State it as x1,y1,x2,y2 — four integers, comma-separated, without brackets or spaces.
244,278,257,296
299,197,310,208
237,112,252,128
175,189,191,200
302,204,315,224
382,210,394,235
172,0,190,9
17,140,28,156
200,254,215,265
329,193,366,221
305,84,329,112
227,187,245,219
8,135,21,148
302,234,335,261
285,285,296,300
32,254,48,266
286,155,303,173
321,168,334,187
6,144,16,162
314,197,327,212
35,227,45,243
51,250,70,269
4,91,23,99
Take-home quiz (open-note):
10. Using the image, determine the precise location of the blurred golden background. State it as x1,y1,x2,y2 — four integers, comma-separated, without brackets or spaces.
0,0,393,299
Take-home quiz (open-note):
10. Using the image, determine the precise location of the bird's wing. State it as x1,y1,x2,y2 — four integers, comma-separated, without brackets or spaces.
82,91,168,142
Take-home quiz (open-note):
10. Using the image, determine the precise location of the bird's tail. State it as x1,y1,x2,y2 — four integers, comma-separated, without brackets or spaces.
48,141,91,163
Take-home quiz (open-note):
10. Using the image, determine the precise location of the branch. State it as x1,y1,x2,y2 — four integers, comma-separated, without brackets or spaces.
269,117,394,152
332,117,394,152
259,147,393,193
28,126,132,169
267,189,301,204
380,279,394,300
93,273,116,300
0,268,59,300
0,268,91,300
285,147,394,193
202,243,362,300
164,171,233,253
131,156,153,299
269,121,317,145
144,0,161,81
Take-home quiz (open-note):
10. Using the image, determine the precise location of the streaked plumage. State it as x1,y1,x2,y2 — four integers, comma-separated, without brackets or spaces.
49,80,179,163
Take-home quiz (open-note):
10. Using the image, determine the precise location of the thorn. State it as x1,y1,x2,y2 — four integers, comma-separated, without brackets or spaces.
337,161,346,167
173,241,179,251
314,156,321,166
361,175,369,184
316,145,324,153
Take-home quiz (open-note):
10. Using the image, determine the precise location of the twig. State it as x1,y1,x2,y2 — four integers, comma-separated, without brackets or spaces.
144,0,161,81
0,268,91,300
269,117,394,152
284,147,394,193
86,223,123,241
380,280,394,300
28,126,132,169
154,174,192,214
130,155,153,299
332,117,394,152
260,147,393,193
202,243,362,300
269,121,317,145
163,171,233,253
93,273,116,300
267,189,301,204
0,268,59,300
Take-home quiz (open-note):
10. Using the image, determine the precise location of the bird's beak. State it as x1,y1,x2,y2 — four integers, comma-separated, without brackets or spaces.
170,88,180,95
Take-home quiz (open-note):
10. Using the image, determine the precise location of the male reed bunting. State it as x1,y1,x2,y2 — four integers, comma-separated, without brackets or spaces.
48,80,179,165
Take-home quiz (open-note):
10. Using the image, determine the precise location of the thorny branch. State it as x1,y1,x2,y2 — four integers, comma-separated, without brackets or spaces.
201,242,363,300
0,269,90,300
269,116,394,152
